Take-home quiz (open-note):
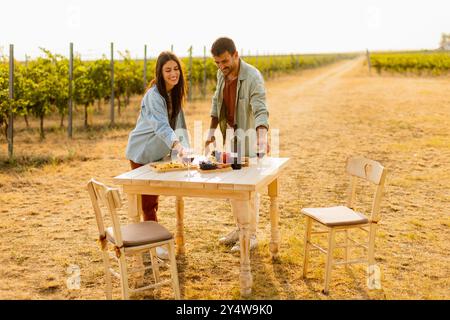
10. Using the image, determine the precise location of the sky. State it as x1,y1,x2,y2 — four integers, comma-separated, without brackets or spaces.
1,0,449,60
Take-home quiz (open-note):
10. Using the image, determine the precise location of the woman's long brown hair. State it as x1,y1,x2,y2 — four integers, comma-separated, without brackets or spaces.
150,51,186,129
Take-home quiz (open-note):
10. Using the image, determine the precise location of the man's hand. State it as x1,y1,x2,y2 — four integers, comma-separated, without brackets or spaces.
204,135,215,149
256,126,270,155
204,127,217,156
204,136,216,156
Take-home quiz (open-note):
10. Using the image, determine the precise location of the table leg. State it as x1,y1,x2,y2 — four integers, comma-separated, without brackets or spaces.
126,193,142,223
175,196,185,254
268,179,280,258
235,196,253,297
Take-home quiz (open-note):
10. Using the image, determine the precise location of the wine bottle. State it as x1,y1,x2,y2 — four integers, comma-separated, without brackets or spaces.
231,133,242,170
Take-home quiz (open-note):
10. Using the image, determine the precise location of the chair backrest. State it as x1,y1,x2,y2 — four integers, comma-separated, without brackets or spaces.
86,178,124,247
345,156,387,223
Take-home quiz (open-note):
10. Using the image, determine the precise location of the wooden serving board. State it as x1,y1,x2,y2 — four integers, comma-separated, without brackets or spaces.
214,157,249,165
219,159,249,167
149,162,198,173
197,157,249,174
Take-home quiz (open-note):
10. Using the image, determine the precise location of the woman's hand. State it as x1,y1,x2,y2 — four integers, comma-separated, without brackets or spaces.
172,141,185,158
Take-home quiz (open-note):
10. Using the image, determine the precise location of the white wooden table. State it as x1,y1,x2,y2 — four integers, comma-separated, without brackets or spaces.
113,157,290,296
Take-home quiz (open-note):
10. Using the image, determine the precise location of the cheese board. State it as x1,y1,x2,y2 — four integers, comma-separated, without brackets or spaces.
149,161,198,173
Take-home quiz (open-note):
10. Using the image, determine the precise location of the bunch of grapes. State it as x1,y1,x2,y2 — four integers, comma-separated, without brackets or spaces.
199,161,217,170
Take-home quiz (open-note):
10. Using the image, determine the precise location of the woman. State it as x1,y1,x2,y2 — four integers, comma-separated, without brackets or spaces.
126,51,189,257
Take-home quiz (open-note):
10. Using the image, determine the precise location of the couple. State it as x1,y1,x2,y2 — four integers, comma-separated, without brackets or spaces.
125,37,270,259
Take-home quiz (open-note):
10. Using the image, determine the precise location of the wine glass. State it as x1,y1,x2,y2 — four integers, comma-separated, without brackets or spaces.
182,148,195,178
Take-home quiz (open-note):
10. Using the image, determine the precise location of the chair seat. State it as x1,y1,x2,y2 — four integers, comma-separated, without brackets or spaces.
301,205,369,227
106,221,173,247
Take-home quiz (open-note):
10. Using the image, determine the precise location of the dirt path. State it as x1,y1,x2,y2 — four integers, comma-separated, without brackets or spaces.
1,57,449,299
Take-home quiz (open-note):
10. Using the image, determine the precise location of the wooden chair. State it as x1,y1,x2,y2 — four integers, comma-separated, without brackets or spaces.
87,178,180,300
300,156,387,294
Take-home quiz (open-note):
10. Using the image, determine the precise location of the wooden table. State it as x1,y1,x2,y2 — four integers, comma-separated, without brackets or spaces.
113,157,290,296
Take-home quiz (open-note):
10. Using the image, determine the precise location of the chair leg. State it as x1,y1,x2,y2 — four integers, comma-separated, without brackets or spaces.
344,229,349,271
134,253,145,287
118,251,130,300
102,251,112,300
302,217,312,278
168,241,181,299
150,247,161,283
368,223,377,266
323,228,336,295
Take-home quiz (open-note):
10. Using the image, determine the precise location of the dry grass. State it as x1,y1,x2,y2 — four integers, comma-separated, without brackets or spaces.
0,58,449,300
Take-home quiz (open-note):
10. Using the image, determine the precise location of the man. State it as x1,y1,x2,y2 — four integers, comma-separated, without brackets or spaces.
205,37,269,253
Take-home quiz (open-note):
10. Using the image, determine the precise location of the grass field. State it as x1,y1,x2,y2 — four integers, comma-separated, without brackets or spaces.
0,57,449,299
